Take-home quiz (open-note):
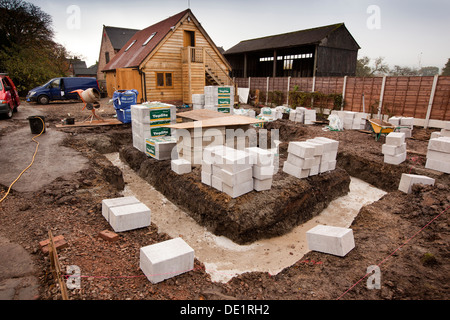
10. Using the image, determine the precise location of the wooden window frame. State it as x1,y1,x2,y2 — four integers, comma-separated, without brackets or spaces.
156,72,174,89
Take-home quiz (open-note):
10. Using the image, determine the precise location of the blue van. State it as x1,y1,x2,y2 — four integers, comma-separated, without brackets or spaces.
26,77,100,104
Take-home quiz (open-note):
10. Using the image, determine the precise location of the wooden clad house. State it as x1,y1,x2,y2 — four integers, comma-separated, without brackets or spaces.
101,9,232,105
224,23,360,78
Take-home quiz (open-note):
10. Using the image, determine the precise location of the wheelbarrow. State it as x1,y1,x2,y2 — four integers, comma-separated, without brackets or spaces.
367,118,399,141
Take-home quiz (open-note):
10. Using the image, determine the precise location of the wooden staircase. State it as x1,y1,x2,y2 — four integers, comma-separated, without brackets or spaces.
204,49,233,86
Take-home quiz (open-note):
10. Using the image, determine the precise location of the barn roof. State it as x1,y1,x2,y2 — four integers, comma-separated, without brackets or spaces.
102,9,190,72
224,23,359,55
104,26,140,50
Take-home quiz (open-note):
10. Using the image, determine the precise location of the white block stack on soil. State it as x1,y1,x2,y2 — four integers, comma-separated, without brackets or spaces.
433,121,450,138
331,111,368,130
425,136,450,173
131,102,177,152
289,107,306,123
382,132,407,165
102,196,140,222
140,237,194,284
398,173,435,194
306,225,355,257
201,146,276,196
283,138,339,178
246,147,275,191
388,116,415,138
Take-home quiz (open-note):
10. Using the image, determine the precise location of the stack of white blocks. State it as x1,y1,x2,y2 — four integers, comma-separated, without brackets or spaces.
171,158,192,175
201,145,276,197
431,121,450,139
283,137,338,179
102,196,151,233
131,103,176,152
382,132,407,165
389,116,414,138
140,237,194,284
289,107,316,124
398,173,435,194
306,225,355,257
425,136,450,173
331,111,368,130
192,94,205,110
145,136,177,160
247,147,275,191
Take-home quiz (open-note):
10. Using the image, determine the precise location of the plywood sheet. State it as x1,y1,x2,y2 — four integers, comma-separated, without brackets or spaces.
166,114,264,129
177,109,232,121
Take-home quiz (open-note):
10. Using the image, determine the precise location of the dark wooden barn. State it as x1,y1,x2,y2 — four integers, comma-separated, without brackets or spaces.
224,23,360,78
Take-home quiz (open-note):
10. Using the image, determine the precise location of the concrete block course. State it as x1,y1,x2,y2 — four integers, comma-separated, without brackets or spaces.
140,238,194,284
253,177,273,191
283,161,310,179
382,143,407,156
221,167,253,187
109,202,151,233
223,179,254,198
102,196,140,222
252,165,275,180
398,173,435,194
425,158,450,174
384,152,407,165
427,137,450,153
306,225,355,257
287,142,316,159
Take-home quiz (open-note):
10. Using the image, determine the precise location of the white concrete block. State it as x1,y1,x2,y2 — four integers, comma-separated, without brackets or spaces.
312,137,339,152
221,167,253,187
201,171,212,186
384,152,407,165
319,161,329,173
428,137,450,153
328,160,337,171
171,159,191,175
102,196,140,222
287,153,319,169
398,173,435,194
309,164,320,176
109,202,151,232
425,158,450,174
386,132,406,146
305,140,325,156
253,177,273,191
388,116,401,126
201,160,212,174
252,165,275,180
440,129,450,137
382,143,407,156
426,150,450,162
140,238,194,284
288,141,316,158
222,179,253,198
306,225,355,257
399,128,412,138
245,147,275,166
430,131,443,139
211,175,223,191
400,117,414,127
283,161,310,179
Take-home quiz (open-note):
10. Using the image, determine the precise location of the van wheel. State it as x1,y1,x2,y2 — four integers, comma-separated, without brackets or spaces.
38,95,49,105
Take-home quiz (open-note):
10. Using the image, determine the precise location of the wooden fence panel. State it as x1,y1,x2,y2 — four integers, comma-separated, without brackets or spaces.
234,76,450,121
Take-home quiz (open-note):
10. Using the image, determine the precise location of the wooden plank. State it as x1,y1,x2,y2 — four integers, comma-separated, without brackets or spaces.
55,118,123,128
48,231,69,300
166,114,264,129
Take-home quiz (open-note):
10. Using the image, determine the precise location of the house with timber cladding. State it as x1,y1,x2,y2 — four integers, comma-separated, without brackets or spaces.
101,9,232,105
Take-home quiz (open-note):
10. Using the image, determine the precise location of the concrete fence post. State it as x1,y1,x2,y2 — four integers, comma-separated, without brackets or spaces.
341,76,348,110
424,75,439,129
377,76,387,119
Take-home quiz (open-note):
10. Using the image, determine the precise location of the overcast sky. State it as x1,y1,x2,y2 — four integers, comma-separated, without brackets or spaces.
27,0,450,71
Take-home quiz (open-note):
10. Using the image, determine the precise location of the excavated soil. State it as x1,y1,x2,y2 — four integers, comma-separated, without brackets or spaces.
0,101,449,305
